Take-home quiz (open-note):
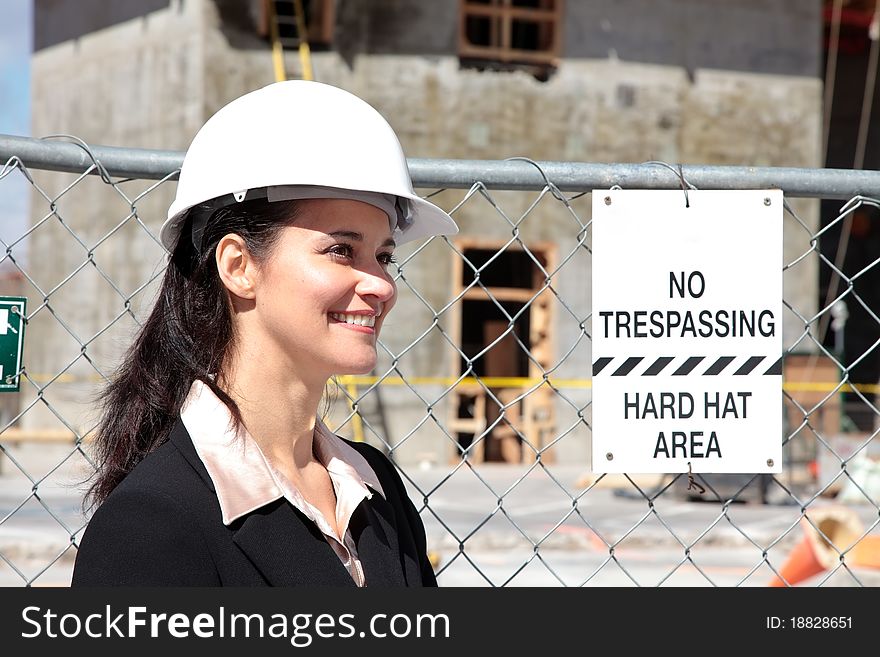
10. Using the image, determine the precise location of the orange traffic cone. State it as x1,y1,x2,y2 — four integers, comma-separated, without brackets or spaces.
850,535,880,569
768,506,864,587
768,534,826,587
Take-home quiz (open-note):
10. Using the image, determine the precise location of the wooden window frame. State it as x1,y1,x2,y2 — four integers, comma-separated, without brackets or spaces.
446,238,558,464
257,0,335,46
458,0,563,68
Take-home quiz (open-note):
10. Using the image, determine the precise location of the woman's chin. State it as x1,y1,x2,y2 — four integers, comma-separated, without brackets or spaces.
335,360,378,376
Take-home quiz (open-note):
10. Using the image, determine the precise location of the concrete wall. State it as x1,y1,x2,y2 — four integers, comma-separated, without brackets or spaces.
37,0,821,78
26,0,822,467
27,0,204,432
35,0,172,51
325,0,820,77
563,0,820,76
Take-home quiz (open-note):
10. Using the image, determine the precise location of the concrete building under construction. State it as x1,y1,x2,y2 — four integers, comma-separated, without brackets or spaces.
21,0,837,467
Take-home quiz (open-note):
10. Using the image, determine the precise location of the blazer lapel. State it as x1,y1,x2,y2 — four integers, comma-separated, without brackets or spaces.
168,417,401,587
168,417,216,492
351,489,406,586
232,500,357,587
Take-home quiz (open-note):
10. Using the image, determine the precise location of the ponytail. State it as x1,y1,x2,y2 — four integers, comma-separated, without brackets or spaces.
86,198,299,507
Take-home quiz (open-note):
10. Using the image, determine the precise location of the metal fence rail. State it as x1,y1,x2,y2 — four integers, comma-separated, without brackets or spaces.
5,133,880,196
1,134,879,587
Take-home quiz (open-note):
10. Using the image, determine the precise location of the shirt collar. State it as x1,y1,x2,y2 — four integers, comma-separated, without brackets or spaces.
180,379,385,525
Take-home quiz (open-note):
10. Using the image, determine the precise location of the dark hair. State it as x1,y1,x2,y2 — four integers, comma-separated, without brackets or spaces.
85,197,300,508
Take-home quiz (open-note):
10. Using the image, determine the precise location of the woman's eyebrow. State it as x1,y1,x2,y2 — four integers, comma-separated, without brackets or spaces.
328,230,396,248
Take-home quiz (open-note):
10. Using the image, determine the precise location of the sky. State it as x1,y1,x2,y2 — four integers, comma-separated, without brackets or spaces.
0,0,32,261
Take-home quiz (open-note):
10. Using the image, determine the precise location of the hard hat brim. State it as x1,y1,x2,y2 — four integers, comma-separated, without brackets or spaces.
159,189,458,252
395,193,460,245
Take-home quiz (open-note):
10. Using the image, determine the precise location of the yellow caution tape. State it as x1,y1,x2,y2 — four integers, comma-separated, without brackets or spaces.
22,374,880,394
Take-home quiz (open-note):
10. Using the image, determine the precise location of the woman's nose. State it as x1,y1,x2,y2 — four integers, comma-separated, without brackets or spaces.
356,267,396,303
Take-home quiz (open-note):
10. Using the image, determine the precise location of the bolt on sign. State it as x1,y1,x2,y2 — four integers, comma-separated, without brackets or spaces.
0,297,26,393
591,190,782,474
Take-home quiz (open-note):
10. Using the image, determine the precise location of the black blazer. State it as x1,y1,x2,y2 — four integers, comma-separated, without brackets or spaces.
71,419,437,587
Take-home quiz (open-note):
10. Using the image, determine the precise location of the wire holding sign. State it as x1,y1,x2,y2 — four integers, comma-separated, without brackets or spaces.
0,297,26,392
591,190,783,474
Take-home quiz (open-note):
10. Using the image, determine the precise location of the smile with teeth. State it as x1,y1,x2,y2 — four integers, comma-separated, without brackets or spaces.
329,312,377,328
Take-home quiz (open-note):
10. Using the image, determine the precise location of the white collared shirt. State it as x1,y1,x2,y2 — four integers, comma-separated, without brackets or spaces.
180,379,385,586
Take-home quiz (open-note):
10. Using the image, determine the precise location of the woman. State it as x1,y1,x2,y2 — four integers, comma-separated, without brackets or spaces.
71,81,457,586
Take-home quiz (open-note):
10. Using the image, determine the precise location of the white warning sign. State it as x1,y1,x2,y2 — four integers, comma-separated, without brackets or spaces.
591,189,782,474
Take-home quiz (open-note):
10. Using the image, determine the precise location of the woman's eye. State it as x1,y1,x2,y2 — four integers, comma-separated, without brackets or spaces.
378,252,397,266
327,243,354,259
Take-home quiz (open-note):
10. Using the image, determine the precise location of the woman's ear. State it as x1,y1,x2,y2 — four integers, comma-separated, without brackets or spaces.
215,234,257,299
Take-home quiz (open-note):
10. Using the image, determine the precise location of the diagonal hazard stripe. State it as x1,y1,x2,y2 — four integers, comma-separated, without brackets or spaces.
593,357,613,375
704,356,735,375
643,356,674,376
593,355,782,376
672,356,704,375
612,357,643,376
764,357,782,375
734,356,765,375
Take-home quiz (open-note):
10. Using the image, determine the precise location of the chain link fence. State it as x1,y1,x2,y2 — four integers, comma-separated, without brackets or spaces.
1,134,880,587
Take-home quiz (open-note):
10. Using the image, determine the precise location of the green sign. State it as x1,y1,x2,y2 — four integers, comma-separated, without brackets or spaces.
0,296,26,392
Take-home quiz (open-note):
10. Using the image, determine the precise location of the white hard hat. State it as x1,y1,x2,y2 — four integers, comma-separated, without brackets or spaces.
161,80,458,251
